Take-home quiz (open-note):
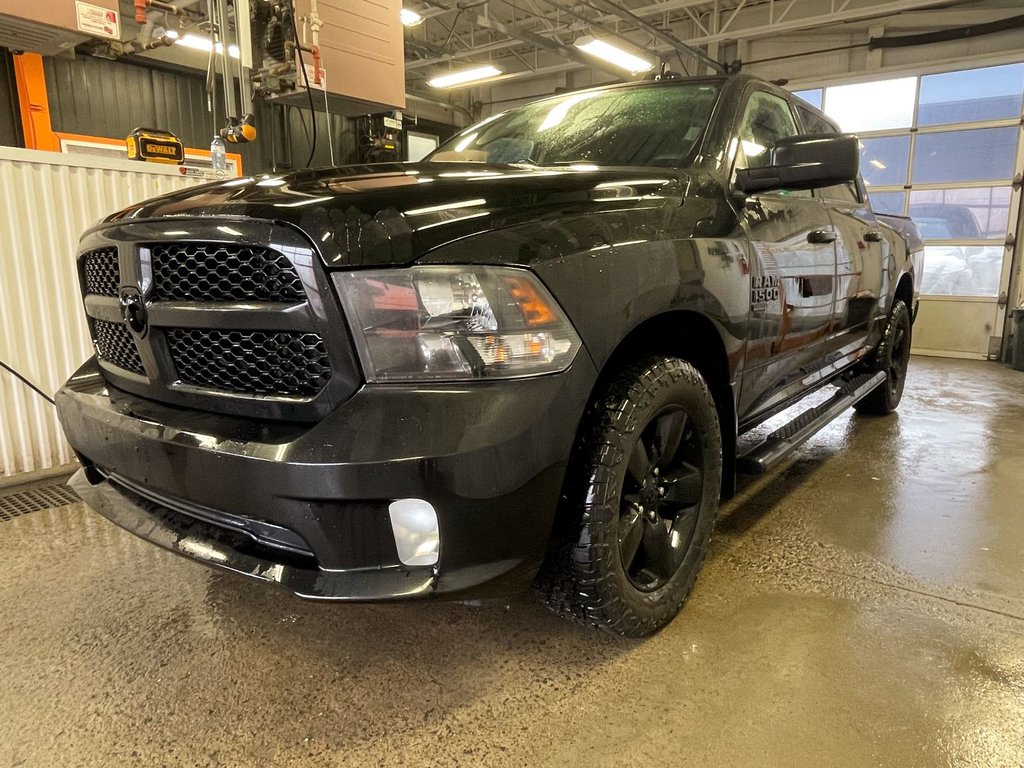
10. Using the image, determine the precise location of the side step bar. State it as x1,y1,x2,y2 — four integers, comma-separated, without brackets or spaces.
737,371,885,476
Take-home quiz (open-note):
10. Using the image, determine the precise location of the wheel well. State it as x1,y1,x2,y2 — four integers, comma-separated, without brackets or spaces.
894,272,914,319
597,311,738,499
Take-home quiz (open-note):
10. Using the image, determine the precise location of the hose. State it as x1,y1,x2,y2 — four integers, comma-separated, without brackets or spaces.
291,0,317,168
0,360,56,406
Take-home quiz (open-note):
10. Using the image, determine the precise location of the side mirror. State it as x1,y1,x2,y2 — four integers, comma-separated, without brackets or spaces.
735,133,859,194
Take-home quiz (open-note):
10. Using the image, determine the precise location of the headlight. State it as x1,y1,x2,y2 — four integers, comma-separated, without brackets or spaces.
333,266,582,382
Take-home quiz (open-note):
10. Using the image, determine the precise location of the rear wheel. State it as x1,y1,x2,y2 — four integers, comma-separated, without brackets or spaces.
538,357,722,638
854,299,912,415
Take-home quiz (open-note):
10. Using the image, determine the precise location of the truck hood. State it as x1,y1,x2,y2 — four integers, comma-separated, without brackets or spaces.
100,162,690,267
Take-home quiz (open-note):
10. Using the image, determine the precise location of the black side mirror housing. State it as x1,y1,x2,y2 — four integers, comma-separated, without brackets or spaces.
735,133,859,195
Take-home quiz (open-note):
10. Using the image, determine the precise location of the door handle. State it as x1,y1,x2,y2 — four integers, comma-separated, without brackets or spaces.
807,229,837,244
863,230,884,242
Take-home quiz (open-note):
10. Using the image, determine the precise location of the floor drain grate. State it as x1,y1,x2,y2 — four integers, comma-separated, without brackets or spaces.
0,481,80,522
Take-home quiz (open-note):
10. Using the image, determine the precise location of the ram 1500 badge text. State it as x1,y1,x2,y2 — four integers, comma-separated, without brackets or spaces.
58,74,922,637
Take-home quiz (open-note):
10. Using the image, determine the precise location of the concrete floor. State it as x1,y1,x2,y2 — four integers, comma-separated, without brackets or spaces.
2,356,1023,768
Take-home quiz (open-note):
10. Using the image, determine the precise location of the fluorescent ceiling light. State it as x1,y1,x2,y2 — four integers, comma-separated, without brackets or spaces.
574,37,653,74
175,33,239,59
400,8,423,26
428,65,502,89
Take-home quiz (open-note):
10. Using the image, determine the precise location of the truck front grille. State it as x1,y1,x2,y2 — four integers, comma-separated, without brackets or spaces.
75,223,359,420
93,320,145,375
167,328,332,396
82,247,120,297
151,242,305,303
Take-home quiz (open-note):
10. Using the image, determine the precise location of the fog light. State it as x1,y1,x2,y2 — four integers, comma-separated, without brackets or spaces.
388,499,440,566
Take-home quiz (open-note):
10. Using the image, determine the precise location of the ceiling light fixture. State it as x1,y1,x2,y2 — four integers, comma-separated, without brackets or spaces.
400,8,423,26
573,36,653,74
427,65,503,89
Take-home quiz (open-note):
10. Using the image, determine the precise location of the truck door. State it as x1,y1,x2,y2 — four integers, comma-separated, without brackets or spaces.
734,89,839,422
795,103,887,368
819,183,887,365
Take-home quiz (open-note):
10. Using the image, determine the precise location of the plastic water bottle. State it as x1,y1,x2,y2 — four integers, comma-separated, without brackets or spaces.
210,135,227,171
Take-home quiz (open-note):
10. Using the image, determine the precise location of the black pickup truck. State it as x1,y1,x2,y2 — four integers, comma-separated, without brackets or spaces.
58,73,922,637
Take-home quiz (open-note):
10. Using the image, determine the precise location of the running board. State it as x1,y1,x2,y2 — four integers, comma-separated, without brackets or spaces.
737,371,885,476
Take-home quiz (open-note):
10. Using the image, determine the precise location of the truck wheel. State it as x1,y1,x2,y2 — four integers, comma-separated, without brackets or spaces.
539,357,722,638
854,299,912,416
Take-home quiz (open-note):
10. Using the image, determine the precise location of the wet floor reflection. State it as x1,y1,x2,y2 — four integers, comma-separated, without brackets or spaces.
2,357,1023,767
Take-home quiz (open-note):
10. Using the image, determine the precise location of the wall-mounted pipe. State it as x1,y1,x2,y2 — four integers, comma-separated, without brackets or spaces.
135,0,204,23
868,13,1024,49
405,92,473,123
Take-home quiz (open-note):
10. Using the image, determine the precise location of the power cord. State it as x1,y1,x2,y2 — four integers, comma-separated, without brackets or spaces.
290,0,317,168
0,360,56,406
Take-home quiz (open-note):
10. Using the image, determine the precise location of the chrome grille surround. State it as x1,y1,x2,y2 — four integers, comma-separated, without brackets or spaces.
75,219,361,421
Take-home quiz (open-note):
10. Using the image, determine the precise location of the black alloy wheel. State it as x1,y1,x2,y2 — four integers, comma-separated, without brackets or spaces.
538,356,722,637
618,405,705,592
855,299,912,415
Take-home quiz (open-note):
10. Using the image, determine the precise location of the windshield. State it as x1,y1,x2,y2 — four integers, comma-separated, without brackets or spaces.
427,82,721,168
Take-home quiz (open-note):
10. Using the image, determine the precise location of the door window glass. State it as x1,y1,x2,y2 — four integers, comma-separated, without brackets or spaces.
859,136,911,187
824,77,917,132
794,105,835,135
921,245,1003,296
918,63,1024,126
909,187,1012,240
912,126,1019,184
736,91,800,170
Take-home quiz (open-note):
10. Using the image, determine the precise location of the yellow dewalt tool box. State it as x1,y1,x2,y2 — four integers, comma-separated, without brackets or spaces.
126,128,184,164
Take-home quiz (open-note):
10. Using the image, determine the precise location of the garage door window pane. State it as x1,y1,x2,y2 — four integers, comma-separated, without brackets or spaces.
921,245,1003,296
909,187,1012,240
824,77,916,132
912,127,1019,184
860,135,910,187
792,88,822,109
918,63,1024,126
868,191,906,216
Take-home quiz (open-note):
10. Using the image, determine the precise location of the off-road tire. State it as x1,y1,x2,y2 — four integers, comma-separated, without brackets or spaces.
537,357,722,638
854,299,912,415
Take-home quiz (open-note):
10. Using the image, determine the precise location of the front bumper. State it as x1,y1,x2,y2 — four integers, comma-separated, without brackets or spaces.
58,356,597,600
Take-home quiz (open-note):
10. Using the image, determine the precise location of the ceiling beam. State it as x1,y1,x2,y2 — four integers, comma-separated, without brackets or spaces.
580,0,725,73
405,0,976,86
415,2,626,79
465,9,625,78
680,0,963,46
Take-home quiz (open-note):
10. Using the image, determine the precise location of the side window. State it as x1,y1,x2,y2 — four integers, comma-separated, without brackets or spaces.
795,105,835,135
736,91,812,198
736,91,799,170
795,105,862,205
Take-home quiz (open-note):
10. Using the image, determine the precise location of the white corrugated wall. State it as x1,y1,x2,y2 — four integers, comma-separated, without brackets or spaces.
0,147,202,480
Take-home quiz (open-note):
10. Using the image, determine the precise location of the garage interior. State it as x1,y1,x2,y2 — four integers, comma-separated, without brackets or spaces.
1,0,1023,765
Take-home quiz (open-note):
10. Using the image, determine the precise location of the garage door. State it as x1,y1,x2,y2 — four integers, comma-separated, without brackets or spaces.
793,62,1024,358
